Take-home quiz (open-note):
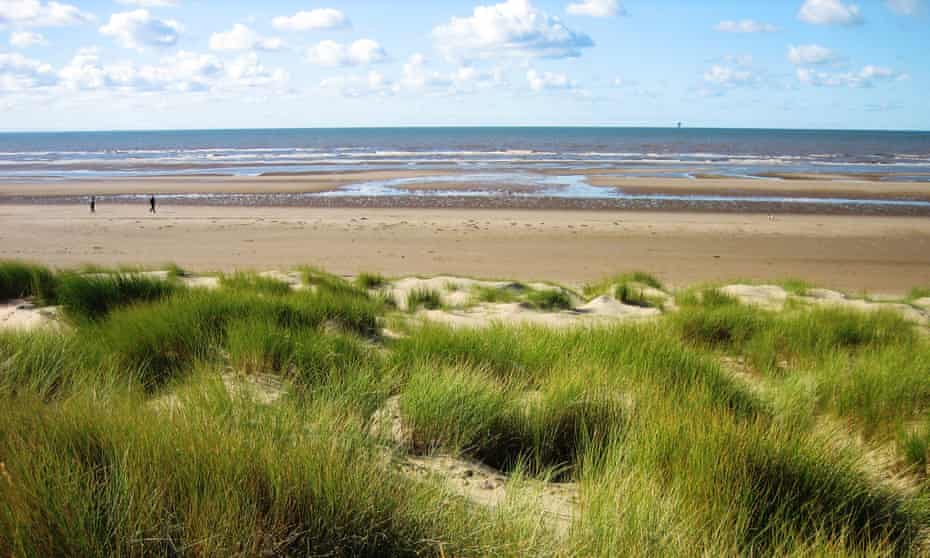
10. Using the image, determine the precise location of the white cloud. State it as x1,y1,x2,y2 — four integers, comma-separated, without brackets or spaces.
566,0,623,17
58,47,168,91
146,51,223,90
0,50,55,91
714,19,777,33
320,70,393,98
306,39,386,67
224,52,288,88
796,65,906,87
400,53,450,90
272,8,349,31
433,0,593,60
9,30,46,46
99,9,182,50
57,47,287,94
209,24,281,52
526,68,575,91
703,65,757,87
0,0,93,27
886,0,926,15
798,0,863,25
115,0,179,6
788,44,838,65
397,53,502,95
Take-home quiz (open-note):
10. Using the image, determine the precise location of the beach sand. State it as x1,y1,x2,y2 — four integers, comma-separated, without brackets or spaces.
2,203,930,294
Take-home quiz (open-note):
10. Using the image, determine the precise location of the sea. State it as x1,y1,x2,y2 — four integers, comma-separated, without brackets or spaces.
1,127,929,182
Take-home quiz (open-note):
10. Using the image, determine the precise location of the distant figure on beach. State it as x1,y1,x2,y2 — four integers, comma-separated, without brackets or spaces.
149,195,156,214
90,195,95,214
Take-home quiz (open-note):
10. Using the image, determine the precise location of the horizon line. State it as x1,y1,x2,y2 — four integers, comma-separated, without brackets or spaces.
1,124,929,134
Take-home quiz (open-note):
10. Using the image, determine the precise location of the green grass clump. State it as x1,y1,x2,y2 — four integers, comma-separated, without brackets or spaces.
290,330,379,387
908,286,930,301
302,266,369,299
389,324,560,384
679,304,915,371
0,330,85,399
583,271,664,299
225,315,381,397
165,262,186,279
676,287,741,309
402,364,510,454
226,317,295,374
0,261,57,303
219,271,292,296
674,303,765,347
614,283,657,308
525,289,572,311
355,272,387,289
401,365,624,478
392,323,760,418
779,278,814,296
87,288,383,390
472,285,521,304
0,391,550,557
898,416,930,471
56,272,179,321
406,288,442,311
674,294,927,440
737,434,923,552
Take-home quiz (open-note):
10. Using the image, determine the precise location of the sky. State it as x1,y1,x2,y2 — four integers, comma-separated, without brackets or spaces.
0,0,927,131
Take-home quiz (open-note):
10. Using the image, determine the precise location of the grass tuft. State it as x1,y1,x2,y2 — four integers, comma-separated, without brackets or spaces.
525,289,572,311
219,271,292,296
584,271,664,299
56,272,179,321
355,272,387,289
908,286,930,301
0,261,57,303
472,285,520,304
406,288,442,311
614,283,657,308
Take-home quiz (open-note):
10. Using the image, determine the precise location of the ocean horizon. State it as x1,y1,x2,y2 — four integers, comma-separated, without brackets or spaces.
1,127,929,182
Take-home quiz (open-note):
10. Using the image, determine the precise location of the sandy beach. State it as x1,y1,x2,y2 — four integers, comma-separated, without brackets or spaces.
2,203,929,293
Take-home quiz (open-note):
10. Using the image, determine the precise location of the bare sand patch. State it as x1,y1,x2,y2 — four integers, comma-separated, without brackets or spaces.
718,284,930,327
369,396,578,536
0,300,61,331
720,284,789,311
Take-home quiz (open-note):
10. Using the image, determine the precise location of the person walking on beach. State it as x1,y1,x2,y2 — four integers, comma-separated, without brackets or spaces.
149,195,156,214
90,195,96,214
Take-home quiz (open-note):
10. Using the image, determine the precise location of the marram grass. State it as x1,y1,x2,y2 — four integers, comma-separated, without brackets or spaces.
1,260,930,557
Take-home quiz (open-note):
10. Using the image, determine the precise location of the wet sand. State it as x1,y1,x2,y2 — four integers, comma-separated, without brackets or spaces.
3,173,930,216
2,172,929,200
0,170,459,197
2,204,929,294
585,175,930,201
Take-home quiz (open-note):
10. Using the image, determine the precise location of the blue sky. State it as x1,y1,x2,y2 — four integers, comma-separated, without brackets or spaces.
0,0,927,131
